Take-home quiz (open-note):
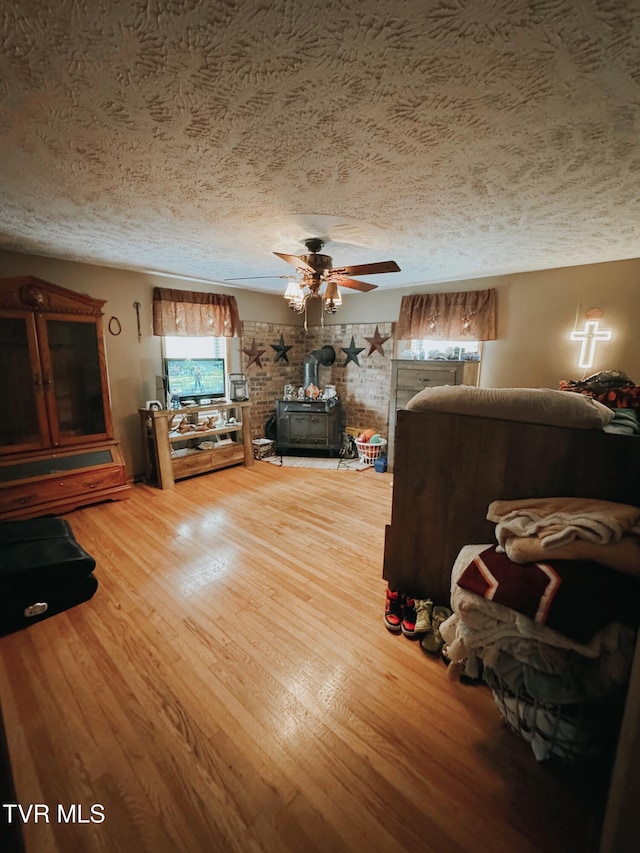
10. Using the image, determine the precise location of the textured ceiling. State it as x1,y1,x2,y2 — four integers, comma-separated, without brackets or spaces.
1,0,640,294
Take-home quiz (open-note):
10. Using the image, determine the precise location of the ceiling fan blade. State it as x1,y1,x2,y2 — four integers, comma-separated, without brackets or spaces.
224,275,291,281
334,276,378,293
274,252,315,273
331,260,400,277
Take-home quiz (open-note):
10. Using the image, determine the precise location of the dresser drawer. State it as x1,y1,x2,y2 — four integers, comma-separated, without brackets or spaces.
0,465,126,514
395,365,459,390
172,444,244,479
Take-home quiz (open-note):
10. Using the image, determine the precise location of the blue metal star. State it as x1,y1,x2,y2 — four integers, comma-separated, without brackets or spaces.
270,334,293,363
341,336,365,367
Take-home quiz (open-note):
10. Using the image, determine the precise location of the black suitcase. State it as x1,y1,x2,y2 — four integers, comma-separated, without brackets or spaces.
0,517,98,636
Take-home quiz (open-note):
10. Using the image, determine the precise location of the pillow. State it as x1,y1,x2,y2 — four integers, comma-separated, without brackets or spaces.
406,385,613,429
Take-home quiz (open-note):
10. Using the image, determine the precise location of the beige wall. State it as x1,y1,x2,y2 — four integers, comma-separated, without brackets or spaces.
3,249,639,478
332,258,640,388
0,251,295,477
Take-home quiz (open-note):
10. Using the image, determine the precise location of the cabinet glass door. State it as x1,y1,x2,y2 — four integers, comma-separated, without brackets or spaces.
0,313,50,453
41,317,108,445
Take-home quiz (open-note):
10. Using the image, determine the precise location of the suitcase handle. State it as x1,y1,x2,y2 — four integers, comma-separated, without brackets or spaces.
24,602,49,618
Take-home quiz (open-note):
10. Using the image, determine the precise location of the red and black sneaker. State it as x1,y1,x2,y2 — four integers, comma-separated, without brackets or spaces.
401,596,419,638
384,588,404,633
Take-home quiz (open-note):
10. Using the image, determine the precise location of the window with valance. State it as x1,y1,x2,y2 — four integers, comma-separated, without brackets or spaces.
152,287,241,337
396,288,497,341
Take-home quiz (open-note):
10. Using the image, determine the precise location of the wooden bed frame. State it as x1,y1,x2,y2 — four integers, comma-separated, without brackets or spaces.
383,405,640,853
383,407,640,605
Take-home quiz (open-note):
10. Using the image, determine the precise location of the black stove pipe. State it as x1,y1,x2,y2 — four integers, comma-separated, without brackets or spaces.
303,345,336,388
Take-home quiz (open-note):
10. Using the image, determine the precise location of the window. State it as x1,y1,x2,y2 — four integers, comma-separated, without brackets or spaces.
163,336,227,360
409,338,480,360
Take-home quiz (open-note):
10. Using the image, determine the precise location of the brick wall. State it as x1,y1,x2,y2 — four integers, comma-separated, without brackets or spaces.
241,320,394,440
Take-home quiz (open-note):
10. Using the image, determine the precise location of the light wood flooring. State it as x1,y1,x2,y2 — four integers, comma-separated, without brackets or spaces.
0,462,611,852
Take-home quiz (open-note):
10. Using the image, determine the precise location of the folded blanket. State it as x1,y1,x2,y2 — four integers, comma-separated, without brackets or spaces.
487,497,640,549
604,409,640,435
505,535,640,576
456,544,640,644
443,545,634,663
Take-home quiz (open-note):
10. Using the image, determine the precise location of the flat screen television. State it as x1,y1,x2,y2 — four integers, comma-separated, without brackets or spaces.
164,357,226,405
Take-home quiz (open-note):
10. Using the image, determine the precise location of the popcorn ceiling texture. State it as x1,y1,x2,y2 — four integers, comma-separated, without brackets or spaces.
1,0,639,291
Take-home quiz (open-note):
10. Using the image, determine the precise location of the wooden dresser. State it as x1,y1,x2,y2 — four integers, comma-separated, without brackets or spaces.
388,359,479,470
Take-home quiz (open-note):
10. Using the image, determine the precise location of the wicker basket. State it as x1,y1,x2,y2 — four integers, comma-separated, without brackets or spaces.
354,437,387,465
483,667,623,764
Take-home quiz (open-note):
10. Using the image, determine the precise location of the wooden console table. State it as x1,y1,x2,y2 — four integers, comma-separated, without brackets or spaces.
139,401,253,489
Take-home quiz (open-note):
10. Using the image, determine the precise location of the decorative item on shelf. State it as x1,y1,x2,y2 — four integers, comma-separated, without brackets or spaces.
305,383,320,399
364,325,390,357
145,400,163,411
341,336,365,367
270,334,293,363
284,384,295,400
229,372,249,401
242,340,266,369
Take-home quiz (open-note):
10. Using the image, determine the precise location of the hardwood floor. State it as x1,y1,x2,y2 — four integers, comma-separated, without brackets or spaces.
0,463,610,852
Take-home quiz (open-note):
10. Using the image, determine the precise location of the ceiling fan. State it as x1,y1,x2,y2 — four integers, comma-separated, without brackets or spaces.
226,238,400,317
275,237,400,294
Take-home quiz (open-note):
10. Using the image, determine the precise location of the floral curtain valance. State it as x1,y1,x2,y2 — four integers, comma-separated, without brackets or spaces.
152,287,241,337
396,288,497,341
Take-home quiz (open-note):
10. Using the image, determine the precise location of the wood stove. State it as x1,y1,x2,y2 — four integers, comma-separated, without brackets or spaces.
275,399,343,456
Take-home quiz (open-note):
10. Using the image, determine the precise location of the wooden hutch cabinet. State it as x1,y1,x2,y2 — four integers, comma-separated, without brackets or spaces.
0,276,130,519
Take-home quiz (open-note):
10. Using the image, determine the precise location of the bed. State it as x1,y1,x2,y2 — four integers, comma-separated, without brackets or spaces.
382,385,640,605
381,384,640,850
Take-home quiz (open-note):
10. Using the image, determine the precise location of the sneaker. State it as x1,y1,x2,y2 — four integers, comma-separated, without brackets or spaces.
413,599,433,633
420,605,452,654
401,596,421,638
384,588,403,633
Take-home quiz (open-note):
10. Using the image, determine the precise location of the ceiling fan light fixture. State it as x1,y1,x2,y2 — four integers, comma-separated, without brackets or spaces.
323,279,342,314
284,280,305,312
276,236,399,322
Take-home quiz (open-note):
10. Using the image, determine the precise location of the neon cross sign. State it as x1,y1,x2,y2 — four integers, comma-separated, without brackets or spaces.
570,318,612,369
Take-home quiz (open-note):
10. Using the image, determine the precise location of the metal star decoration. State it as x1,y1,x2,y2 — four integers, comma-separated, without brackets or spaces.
270,334,293,363
341,336,365,367
243,338,266,369
364,325,390,357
